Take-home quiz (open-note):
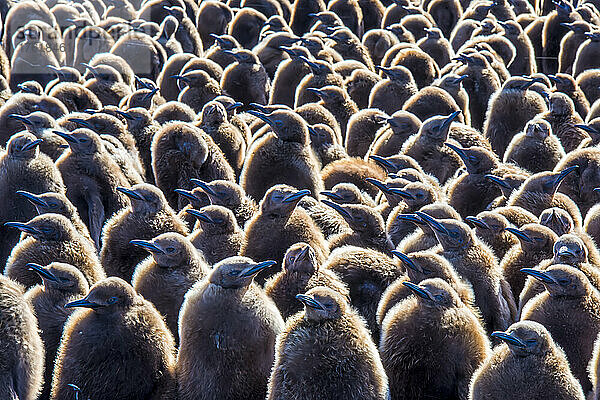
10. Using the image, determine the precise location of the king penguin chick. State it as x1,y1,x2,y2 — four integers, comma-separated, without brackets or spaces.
177,257,284,400
468,211,519,260
504,118,566,173
54,128,130,247
0,274,44,400
240,109,323,201
396,203,462,253
264,242,349,319
470,320,585,400
541,92,590,153
188,205,245,264
368,65,418,115
241,185,329,282
0,132,65,269
51,277,177,399
171,70,221,113
521,265,600,394
24,262,88,400
197,101,246,176
380,278,490,400
266,286,389,400
82,63,132,106
501,223,557,304
100,184,189,282
151,121,235,210
417,212,517,334
8,112,67,160
221,49,270,106
131,232,209,340
4,213,105,289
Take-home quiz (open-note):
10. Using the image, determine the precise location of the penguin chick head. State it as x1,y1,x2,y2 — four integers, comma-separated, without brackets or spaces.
492,321,554,357
520,166,578,196
65,277,138,315
375,65,414,86
283,242,318,276
296,286,347,321
424,27,442,39
248,109,309,143
225,49,260,64
369,154,422,174
392,250,454,283
548,73,576,93
308,123,336,148
201,101,228,126
187,205,238,234
175,187,209,209
402,278,462,309
83,64,123,84
416,212,474,251
191,179,246,209
210,34,239,50
69,113,126,139
322,201,385,235
444,143,498,174
117,183,168,215
307,86,348,106
321,183,363,204
260,185,310,218
209,256,276,289
397,181,438,209
6,132,42,159
499,20,521,37
539,207,573,236
17,191,77,219
172,70,216,89
552,234,588,265
117,107,150,130
485,173,527,198
386,110,421,136
158,15,179,39
419,112,461,144
5,213,76,242
298,57,334,75
525,118,551,140
131,232,199,268
9,111,57,137
522,265,591,298
505,223,557,251
435,73,468,93
27,262,89,294
466,211,510,237
549,92,575,116
366,177,412,206
53,128,103,157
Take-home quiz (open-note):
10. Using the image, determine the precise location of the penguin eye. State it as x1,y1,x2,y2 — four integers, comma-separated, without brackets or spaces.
79,137,88,143
415,192,424,199
288,256,296,263
468,156,479,164
434,294,444,302
47,202,58,208
558,279,570,286
165,247,176,253
213,218,224,224
273,120,284,128
525,339,536,344
229,269,241,276
421,268,432,275
108,297,119,304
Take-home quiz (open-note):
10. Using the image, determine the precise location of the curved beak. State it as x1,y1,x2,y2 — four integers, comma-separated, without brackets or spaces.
394,213,424,225
283,189,311,203
491,331,526,347
22,139,43,151
142,87,159,101
391,250,418,271
246,110,274,126
4,222,38,234
8,114,33,125
369,155,396,172
174,188,200,202
298,56,320,71
552,165,579,192
68,118,92,130
64,298,102,309
465,216,490,230
320,191,343,201
520,268,555,283
504,227,534,243
321,199,352,220
115,110,135,120
27,263,59,282
170,74,190,83
387,188,414,200
575,124,599,135
240,260,277,277
402,281,432,301
296,293,325,309
296,245,311,261
444,142,468,163
485,174,512,190
52,130,78,144
305,87,323,98
365,177,390,194
225,102,243,111
130,239,164,253
186,209,214,223
190,179,217,197
16,191,48,207
116,187,144,201
415,211,449,235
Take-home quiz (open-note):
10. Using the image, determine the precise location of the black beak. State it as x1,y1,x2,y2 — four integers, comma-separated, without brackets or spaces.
240,260,277,277
52,130,78,144
190,179,218,197
296,293,325,310
8,114,33,126
115,110,135,120
504,227,534,243
64,298,102,309
369,155,396,172
402,281,433,301
283,189,311,203
4,222,38,235
394,213,425,225
27,263,59,282
16,191,48,207
444,142,469,164
551,165,579,192
321,200,353,220
415,211,449,235
491,331,526,348
21,139,43,151
68,118,93,130
246,110,274,126
365,178,390,194
174,188,200,202
130,239,164,253
186,209,214,223
465,216,490,230
116,187,144,201
391,250,418,271
485,174,512,190
521,268,556,284
320,191,343,201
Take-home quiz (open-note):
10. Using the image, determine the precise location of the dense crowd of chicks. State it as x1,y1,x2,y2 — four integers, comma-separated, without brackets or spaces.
3,0,600,397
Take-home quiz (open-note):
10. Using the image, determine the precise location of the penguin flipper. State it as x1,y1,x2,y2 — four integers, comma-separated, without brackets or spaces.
86,190,105,248
0,374,18,400
500,278,518,321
